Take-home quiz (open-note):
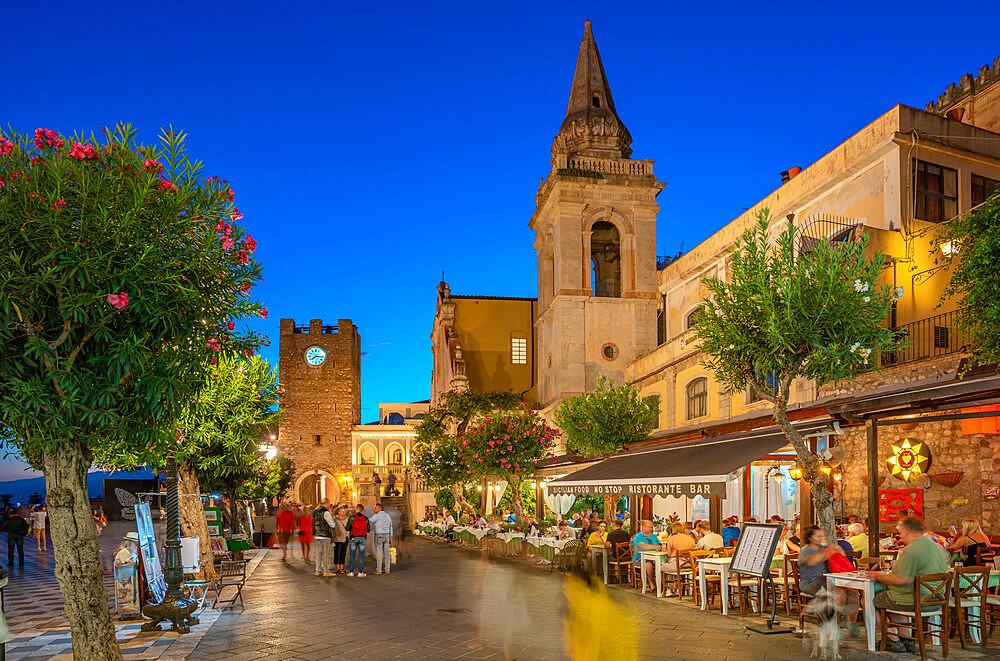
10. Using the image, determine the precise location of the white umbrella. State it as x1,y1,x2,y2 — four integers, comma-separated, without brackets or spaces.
543,492,575,517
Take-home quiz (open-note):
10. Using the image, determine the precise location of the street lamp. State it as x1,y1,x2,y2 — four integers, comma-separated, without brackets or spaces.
788,465,802,481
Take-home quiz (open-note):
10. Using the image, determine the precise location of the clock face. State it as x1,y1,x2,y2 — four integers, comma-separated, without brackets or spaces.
304,346,326,367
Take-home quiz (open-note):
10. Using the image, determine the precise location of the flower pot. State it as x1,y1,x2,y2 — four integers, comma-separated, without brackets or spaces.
898,422,918,431
931,471,963,488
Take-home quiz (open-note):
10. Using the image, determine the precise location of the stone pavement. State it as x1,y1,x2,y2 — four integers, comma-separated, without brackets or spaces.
4,531,1000,660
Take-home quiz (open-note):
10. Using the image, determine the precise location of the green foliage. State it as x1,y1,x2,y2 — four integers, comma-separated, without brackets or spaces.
0,125,264,462
249,454,295,501
937,190,1000,366
569,495,606,517
497,480,536,515
554,376,657,458
695,210,900,396
433,488,454,510
410,437,468,490
556,168,604,179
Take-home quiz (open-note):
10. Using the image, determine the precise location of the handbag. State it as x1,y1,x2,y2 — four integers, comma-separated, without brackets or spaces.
826,550,855,573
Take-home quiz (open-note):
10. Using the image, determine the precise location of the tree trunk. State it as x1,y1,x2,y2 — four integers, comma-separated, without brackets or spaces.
449,484,475,521
43,443,123,661
506,474,525,523
178,464,216,582
602,495,615,524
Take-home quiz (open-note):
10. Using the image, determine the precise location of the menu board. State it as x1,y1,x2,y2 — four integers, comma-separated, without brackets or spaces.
730,523,783,578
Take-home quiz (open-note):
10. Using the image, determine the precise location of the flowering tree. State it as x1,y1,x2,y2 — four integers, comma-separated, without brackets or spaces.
0,126,264,660
554,376,658,519
458,404,558,522
937,190,1000,366
693,210,899,543
412,390,523,519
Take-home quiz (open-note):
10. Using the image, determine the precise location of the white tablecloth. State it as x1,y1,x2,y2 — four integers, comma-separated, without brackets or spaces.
453,526,489,540
421,521,447,531
496,532,525,543
525,536,573,550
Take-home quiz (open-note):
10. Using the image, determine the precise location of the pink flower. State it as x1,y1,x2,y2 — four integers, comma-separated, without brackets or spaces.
51,199,66,210
227,320,235,331
215,220,229,234
158,178,178,192
240,282,252,293
260,307,268,320
34,128,60,150
244,349,254,358
143,159,163,174
107,291,129,309
205,338,221,351
222,237,235,251
225,189,234,200
231,209,244,221
0,177,4,188
210,358,217,366
70,142,98,160
0,139,14,155
244,235,257,253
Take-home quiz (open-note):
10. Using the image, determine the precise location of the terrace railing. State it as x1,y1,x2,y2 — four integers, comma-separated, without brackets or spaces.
880,309,969,368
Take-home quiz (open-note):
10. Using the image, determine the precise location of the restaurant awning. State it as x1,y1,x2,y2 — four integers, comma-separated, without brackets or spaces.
547,421,832,499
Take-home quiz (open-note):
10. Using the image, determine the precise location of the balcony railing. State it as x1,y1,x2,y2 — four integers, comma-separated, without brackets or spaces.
880,309,969,368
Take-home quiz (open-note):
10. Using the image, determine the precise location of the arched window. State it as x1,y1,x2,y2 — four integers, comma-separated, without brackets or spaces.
686,378,708,420
685,306,705,331
384,412,404,425
644,395,661,428
385,442,405,465
591,221,621,298
358,442,378,465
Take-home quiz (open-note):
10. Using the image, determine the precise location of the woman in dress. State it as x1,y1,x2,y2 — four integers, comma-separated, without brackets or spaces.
332,506,349,573
298,505,314,563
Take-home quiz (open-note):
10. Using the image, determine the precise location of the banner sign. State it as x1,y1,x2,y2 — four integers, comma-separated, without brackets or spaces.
135,502,167,603
547,481,726,498
878,488,923,523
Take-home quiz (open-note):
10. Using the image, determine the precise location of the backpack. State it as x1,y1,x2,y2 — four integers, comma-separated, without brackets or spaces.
351,514,368,538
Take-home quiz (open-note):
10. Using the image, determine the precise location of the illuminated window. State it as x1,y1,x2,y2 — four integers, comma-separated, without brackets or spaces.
511,337,527,365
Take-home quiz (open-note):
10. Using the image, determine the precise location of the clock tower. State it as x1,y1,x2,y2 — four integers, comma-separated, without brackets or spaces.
277,318,361,503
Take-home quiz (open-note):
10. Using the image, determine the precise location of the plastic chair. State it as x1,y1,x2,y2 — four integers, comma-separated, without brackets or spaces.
879,572,951,660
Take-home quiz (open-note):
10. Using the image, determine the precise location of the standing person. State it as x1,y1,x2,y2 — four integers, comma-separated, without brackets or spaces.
387,471,397,496
369,503,393,575
275,502,295,561
332,506,349,573
4,510,29,566
311,499,336,577
345,504,370,577
372,473,382,498
799,525,862,639
93,507,107,536
299,505,314,563
30,505,47,551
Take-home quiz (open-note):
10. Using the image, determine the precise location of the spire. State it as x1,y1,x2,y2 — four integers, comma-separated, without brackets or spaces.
553,21,632,160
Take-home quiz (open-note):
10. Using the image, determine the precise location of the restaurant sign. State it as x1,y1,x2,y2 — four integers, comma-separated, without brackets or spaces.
547,481,727,498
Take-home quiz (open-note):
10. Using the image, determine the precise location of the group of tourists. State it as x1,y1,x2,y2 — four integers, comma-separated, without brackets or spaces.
274,500,400,577
2,504,48,565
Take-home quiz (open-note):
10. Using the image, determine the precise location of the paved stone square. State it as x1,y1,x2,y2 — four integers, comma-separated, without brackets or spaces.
4,533,1000,659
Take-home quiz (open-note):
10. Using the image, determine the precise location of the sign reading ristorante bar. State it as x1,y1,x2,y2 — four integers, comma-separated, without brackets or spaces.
547,481,727,498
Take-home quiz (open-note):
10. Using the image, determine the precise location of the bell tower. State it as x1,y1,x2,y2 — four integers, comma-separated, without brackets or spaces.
531,20,663,417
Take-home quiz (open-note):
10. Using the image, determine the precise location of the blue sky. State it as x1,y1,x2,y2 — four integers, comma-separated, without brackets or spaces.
3,0,997,480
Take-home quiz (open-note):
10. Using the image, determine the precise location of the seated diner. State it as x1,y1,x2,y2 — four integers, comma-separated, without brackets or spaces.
798,525,862,639
632,519,660,592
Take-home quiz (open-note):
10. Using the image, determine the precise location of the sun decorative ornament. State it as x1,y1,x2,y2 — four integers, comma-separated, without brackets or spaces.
886,438,932,481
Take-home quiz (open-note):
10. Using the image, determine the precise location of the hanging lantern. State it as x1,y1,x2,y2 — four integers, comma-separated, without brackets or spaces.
819,462,831,475
788,465,802,480
886,437,932,482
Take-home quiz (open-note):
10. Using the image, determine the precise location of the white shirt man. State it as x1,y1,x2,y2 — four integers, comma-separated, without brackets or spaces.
694,522,724,551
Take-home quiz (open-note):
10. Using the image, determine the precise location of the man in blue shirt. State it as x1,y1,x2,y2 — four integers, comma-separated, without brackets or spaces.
369,503,393,575
721,517,741,547
631,519,660,592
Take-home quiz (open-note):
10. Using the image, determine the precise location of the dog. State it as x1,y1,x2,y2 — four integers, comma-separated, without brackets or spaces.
803,588,841,660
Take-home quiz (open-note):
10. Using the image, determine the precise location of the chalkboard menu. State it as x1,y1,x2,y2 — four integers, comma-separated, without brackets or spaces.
730,523,783,578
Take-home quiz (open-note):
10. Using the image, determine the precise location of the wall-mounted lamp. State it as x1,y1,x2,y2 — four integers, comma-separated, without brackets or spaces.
788,465,802,480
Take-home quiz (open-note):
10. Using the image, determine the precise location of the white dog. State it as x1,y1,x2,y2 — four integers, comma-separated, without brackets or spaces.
803,588,841,660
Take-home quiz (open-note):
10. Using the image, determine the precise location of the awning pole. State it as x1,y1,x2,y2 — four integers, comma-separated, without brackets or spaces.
866,420,879,559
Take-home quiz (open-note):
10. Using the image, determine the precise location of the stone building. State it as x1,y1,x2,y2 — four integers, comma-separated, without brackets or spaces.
277,318,361,504
428,22,1000,534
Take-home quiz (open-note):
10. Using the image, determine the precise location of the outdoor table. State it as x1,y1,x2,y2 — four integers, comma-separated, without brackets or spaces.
698,556,733,615
640,550,671,598
589,544,610,584
824,572,877,652
495,532,524,554
185,580,212,612
524,536,570,562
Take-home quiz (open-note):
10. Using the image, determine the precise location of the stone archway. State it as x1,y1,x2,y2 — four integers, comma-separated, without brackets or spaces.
293,469,341,506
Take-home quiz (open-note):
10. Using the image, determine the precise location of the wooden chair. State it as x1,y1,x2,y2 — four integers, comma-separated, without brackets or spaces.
953,566,989,649
664,550,695,600
688,550,720,609
213,559,247,609
768,554,796,616
720,547,735,557
879,572,951,660
609,541,636,588
788,555,817,631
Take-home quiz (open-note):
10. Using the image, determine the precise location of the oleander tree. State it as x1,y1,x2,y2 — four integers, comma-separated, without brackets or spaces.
693,210,900,544
937,188,1000,367
0,125,265,660
458,404,558,523
411,389,523,519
